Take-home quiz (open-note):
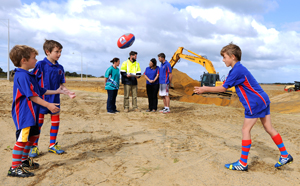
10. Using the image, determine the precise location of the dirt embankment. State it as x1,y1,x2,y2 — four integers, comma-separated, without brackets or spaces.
66,68,231,105
66,68,300,114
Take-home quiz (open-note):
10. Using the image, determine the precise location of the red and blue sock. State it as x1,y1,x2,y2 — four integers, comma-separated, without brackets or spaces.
50,115,60,147
272,133,288,158
239,140,252,167
33,114,44,146
22,135,39,162
12,142,26,169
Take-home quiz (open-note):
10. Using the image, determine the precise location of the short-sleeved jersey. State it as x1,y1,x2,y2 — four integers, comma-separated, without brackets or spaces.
223,62,270,116
12,68,47,130
144,66,159,85
32,57,66,113
105,66,120,90
159,60,172,84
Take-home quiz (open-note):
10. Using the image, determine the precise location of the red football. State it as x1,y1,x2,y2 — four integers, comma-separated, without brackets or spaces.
117,33,135,49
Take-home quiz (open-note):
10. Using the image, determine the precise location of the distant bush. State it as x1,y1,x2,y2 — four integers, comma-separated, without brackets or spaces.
65,71,96,78
0,67,6,77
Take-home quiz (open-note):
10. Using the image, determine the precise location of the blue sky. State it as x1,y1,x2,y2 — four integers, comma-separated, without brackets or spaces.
1,0,300,83
263,0,300,30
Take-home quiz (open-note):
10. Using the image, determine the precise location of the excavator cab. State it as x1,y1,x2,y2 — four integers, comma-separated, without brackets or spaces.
200,72,220,87
294,81,300,91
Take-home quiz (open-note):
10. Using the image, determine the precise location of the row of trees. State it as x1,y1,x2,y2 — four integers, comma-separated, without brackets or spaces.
0,67,6,77
65,71,95,78
0,67,96,78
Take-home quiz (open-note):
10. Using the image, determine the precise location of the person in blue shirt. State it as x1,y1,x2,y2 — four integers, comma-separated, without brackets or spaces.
29,40,76,158
105,57,120,114
8,45,67,177
158,53,172,114
194,43,293,171
144,58,159,112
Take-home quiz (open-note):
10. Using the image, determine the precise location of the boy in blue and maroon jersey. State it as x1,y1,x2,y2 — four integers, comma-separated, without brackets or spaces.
194,43,293,171
29,40,75,157
8,45,66,177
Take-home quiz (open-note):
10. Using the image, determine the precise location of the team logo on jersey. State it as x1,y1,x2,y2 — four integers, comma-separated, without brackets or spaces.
58,69,63,75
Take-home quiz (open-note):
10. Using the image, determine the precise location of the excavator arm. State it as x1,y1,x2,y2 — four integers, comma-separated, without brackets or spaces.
169,47,235,94
169,47,216,74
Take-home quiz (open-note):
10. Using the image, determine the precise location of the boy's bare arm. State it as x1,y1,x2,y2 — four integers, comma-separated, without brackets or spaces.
29,96,60,113
44,86,66,95
194,85,226,94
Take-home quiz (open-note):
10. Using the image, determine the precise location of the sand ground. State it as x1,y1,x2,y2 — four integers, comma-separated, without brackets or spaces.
0,78,300,186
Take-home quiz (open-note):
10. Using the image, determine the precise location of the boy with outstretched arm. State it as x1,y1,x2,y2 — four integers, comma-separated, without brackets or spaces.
8,45,68,177
29,39,75,158
194,43,293,171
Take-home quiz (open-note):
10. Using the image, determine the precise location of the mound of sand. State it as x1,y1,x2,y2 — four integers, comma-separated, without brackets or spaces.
269,91,300,114
65,69,300,113
137,68,200,99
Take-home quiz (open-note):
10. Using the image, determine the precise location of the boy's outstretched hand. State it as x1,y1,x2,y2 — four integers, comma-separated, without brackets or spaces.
67,91,76,99
57,86,76,99
194,86,205,94
47,103,60,113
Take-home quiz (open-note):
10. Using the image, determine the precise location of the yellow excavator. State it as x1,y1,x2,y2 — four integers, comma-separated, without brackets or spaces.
169,47,235,96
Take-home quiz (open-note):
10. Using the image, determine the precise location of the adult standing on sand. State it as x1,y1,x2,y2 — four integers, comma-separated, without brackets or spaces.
144,58,159,112
120,51,141,112
158,53,172,114
105,57,120,114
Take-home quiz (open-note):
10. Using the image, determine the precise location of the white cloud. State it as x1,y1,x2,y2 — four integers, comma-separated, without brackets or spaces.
67,0,101,14
186,6,224,24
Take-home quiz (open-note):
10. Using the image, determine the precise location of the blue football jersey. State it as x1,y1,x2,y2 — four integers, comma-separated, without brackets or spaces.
32,57,66,114
12,68,47,130
223,62,270,116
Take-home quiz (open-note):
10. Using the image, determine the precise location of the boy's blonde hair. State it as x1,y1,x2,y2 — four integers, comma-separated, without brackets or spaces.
43,39,63,55
220,42,242,61
9,45,38,67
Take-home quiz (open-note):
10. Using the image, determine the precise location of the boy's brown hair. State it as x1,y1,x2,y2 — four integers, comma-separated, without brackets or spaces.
10,45,38,67
220,42,242,61
43,39,63,55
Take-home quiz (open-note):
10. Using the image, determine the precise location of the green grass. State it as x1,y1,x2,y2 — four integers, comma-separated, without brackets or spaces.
135,165,160,176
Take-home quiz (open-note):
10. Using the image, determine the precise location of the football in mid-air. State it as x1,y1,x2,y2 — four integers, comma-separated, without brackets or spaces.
117,33,135,49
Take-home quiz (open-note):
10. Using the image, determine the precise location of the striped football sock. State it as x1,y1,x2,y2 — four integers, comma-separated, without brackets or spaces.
12,142,26,169
50,115,60,147
272,133,288,158
239,140,252,166
22,135,39,162
33,114,44,146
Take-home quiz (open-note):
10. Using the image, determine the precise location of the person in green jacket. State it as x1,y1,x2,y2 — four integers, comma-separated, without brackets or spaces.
105,57,120,114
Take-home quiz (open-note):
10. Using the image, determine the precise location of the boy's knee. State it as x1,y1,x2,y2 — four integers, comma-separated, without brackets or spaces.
264,126,275,134
241,127,250,133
